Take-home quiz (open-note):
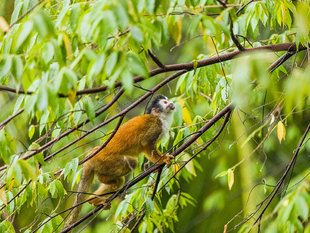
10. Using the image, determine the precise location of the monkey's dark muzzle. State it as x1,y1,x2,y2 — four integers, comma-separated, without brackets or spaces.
168,103,175,110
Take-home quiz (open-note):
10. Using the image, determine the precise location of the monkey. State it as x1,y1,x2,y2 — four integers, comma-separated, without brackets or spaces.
65,95,175,227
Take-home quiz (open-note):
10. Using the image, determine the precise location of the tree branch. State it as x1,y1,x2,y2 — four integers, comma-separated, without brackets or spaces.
0,43,306,97
148,50,166,69
0,180,31,212
9,0,47,29
229,16,245,51
78,115,125,165
0,108,24,130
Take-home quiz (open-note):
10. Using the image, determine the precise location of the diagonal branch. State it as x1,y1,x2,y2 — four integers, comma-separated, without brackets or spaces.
78,115,125,165
253,122,310,226
159,110,232,192
9,0,46,29
0,108,24,130
148,50,166,69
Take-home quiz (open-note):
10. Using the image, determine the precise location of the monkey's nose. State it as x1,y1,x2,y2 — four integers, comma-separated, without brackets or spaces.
168,103,175,110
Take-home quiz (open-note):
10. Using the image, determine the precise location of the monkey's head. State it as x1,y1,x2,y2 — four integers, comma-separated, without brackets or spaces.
146,95,175,116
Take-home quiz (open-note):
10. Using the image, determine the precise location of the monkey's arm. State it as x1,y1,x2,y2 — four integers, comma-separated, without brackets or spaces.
143,145,173,167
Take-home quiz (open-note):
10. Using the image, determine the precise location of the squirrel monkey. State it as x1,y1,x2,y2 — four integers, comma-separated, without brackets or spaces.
65,95,175,227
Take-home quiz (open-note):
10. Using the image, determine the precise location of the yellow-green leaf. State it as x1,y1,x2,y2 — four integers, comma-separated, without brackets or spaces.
183,153,196,176
28,125,35,139
0,188,7,205
227,169,234,190
277,121,286,143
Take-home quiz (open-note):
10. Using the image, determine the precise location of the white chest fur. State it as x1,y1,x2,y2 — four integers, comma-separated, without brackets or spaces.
158,113,173,140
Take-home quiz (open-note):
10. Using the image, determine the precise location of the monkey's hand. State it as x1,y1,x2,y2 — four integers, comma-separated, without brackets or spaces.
162,154,174,168
88,196,111,210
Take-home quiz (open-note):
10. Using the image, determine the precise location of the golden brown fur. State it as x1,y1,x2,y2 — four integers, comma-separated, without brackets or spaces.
65,112,173,227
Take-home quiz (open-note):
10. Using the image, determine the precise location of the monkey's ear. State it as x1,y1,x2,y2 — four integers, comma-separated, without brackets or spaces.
151,107,161,115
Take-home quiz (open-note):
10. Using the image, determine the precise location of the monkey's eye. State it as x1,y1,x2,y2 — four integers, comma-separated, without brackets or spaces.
163,100,168,104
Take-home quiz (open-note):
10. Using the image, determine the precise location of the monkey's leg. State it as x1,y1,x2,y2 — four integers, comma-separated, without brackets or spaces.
88,176,124,208
88,156,137,207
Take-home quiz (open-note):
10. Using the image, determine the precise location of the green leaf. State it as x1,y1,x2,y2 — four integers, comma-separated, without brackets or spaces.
49,180,63,198
294,195,308,220
215,170,228,178
0,220,15,233
42,42,54,65
10,2,22,24
32,10,55,38
279,201,294,224
13,162,23,184
127,52,148,77
113,4,129,30
13,95,24,114
63,158,79,180
70,4,80,31
88,54,105,80
37,87,49,111
145,198,155,214
131,26,144,43
17,160,36,180
14,21,33,52
121,69,134,94
11,56,23,82
84,96,95,122
106,52,118,76
0,56,12,84
173,102,183,126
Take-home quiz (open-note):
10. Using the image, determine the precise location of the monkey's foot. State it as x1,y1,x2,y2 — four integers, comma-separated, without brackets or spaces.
88,197,111,210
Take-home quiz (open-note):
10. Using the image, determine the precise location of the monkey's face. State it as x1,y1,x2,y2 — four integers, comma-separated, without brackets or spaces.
147,95,175,116
158,98,175,114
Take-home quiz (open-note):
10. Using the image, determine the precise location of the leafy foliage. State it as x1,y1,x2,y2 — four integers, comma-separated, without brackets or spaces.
0,0,309,232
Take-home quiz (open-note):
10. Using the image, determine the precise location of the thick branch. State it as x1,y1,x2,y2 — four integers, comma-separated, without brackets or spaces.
0,43,306,97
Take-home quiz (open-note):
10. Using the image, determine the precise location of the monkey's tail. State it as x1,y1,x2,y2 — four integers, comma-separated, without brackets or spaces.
64,165,94,229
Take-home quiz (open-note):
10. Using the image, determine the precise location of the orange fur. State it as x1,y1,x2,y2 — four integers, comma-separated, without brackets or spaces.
65,114,173,227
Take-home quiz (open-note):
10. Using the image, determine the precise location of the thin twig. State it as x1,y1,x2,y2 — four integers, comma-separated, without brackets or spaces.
0,108,24,130
9,0,46,28
78,115,125,164
236,0,256,15
0,180,31,211
129,168,163,232
253,122,310,226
